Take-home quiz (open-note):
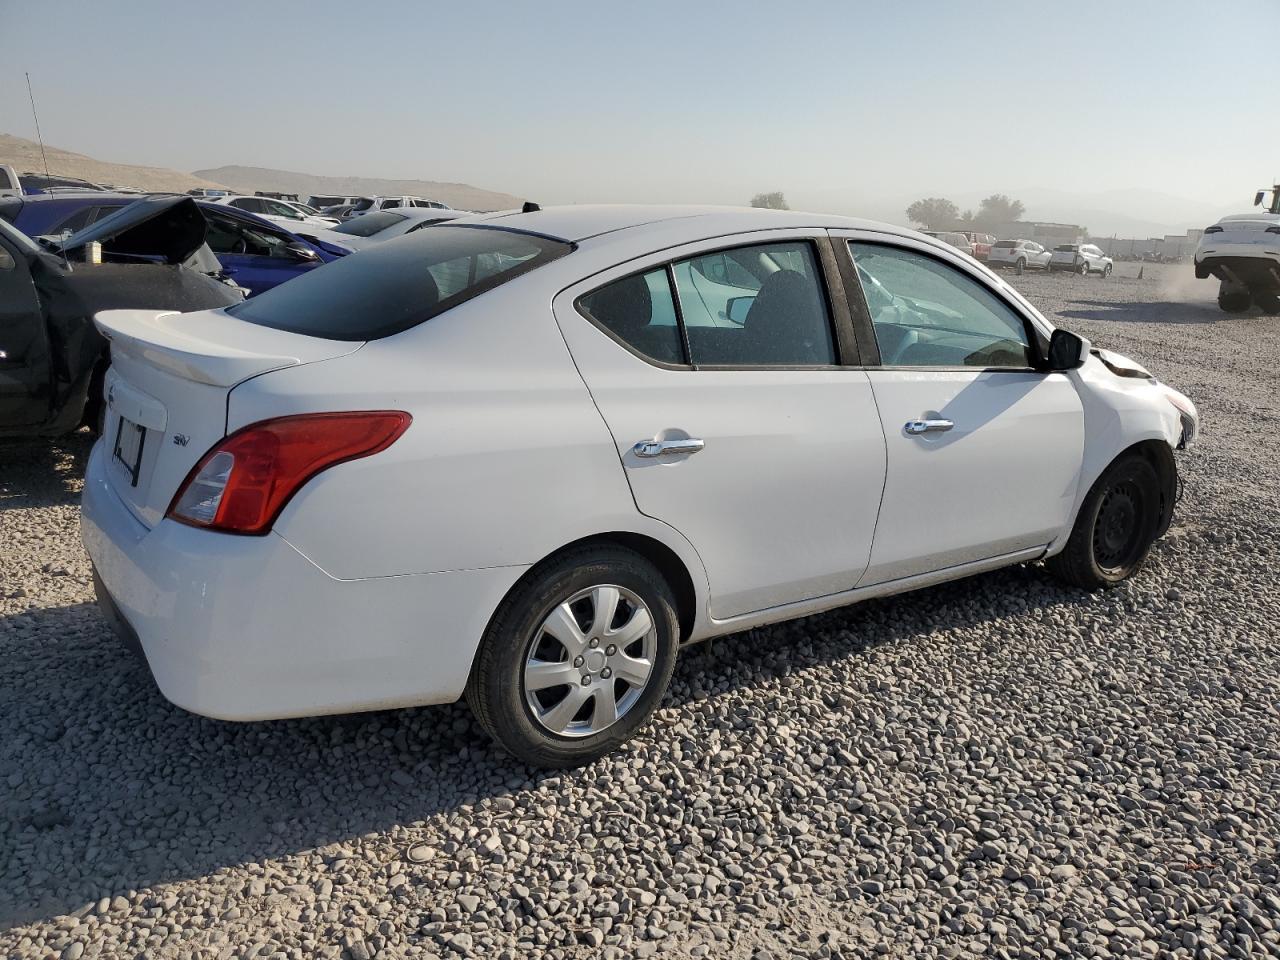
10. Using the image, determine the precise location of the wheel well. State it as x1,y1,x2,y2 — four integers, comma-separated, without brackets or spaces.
1118,439,1177,536
527,533,698,642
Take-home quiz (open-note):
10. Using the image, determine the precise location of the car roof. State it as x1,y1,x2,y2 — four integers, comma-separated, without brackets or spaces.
458,204,920,244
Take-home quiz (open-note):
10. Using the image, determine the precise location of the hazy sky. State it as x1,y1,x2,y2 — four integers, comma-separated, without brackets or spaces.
4,0,1277,228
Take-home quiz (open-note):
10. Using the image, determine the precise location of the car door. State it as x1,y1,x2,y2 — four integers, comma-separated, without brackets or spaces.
832,233,1084,585
554,232,887,621
0,235,53,428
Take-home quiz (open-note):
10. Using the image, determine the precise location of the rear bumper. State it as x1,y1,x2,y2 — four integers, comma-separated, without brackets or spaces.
1194,250,1280,288
80,442,526,721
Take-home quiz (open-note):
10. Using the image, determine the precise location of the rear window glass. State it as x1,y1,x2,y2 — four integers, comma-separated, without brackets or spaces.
1054,244,1078,252
330,211,407,237
993,240,1016,248
227,225,572,340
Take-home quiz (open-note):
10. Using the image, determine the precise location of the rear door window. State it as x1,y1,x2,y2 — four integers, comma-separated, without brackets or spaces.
673,241,835,366
228,225,572,340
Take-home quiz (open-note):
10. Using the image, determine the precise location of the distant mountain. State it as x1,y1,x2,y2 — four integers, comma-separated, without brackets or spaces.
194,165,523,213
0,133,227,194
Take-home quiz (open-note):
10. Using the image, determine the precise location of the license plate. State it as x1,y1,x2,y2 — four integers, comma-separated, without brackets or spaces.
112,415,147,487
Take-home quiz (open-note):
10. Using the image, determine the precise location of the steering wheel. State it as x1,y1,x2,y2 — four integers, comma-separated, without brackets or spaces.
231,238,248,254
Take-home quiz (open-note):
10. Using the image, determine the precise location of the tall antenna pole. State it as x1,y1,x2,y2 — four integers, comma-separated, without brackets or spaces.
25,72,51,178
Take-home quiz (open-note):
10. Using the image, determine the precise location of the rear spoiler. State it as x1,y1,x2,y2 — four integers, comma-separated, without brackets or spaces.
94,309,306,387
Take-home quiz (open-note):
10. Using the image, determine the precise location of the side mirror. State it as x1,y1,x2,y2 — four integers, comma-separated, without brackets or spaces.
284,241,320,263
1255,191,1266,207
725,296,754,325
1046,328,1089,371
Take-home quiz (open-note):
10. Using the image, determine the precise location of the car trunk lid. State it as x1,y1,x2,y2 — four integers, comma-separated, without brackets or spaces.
94,307,362,528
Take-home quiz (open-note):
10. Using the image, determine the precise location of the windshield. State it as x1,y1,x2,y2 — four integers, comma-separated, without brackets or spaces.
330,211,407,237
227,225,573,340
352,198,375,211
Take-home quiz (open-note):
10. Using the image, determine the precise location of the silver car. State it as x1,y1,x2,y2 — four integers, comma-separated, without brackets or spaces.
988,239,1052,274
1049,243,1113,277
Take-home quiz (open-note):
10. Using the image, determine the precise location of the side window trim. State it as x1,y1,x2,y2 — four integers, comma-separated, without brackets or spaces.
833,234,1049,372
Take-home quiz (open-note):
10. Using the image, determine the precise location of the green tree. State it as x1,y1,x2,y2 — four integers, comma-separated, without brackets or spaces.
906,197,960,230
974,194,1026,229
750,191,789,210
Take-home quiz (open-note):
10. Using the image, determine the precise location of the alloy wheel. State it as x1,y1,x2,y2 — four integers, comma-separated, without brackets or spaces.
523,585,657,738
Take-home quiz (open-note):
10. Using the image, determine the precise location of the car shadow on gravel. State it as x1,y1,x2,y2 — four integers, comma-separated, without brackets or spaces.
1057,299,1228,325
0,564,1091,929
0,432,94,513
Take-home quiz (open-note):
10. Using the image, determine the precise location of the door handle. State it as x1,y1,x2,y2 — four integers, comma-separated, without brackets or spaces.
905,419,954,435
633,437,705,458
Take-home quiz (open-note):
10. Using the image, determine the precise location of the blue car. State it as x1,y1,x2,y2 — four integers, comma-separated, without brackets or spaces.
0,193,350,295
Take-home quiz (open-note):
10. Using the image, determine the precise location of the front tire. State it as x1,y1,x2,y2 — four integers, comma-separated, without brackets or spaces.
466,546,680,768
1014,258,1026,276
1047,454,1162,590
1102,263,1113,278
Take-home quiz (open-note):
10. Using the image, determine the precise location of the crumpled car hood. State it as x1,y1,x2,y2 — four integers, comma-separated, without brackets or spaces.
56,195,208,265
1092,348,1154,380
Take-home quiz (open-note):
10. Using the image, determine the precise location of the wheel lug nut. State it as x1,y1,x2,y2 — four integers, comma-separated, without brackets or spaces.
601,667,612,679
589,638,599,649
581,675,591,686
605,644,617,656
573,656,584,668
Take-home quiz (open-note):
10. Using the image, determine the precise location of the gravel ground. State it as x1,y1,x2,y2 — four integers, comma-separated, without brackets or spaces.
3,263,1279,959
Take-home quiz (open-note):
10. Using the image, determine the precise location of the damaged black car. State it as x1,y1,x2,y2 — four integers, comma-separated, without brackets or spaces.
0,196,242,437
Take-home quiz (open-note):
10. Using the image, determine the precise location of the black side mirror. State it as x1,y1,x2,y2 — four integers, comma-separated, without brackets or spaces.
1255,191,1266,207
284,241,320,263
1046,328,1090,371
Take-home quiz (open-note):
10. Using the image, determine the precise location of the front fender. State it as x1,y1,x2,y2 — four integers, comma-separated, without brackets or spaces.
1050,353,1185,553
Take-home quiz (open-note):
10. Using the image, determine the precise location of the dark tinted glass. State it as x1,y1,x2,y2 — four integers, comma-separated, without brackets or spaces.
578,268,684,364
331,211,407,237
228,226,571,340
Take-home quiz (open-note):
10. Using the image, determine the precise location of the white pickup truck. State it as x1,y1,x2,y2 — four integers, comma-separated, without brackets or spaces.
0,164,22,199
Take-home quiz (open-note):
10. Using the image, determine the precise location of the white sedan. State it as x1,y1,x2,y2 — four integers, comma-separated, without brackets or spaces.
82,206,1198,767
205,195,340,228
300,207,466,251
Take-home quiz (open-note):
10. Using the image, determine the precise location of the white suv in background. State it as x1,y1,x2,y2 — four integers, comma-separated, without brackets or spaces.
349,196,451,218
988,239,1052,274
1050,243,1113,277
207,195,339,228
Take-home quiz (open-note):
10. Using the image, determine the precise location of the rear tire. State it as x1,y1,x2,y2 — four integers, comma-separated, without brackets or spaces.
1218,288,1252,313
1014,258,1026,276
466,546,680,768
1047,454,1161,590
1078,261,1090,276
1253,291,1280,315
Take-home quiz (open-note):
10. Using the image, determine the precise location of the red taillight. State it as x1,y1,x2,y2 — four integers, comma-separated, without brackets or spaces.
167,411,412,535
